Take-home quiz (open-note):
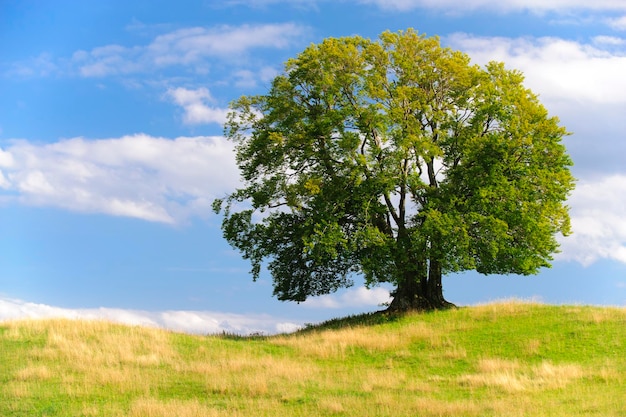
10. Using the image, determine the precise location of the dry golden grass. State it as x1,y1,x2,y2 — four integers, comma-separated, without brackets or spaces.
3,381,31,399
14,364,53,381
272,317,438,359
525,338,542,355
458,358,584,392
413,397,482,417
469,299,545,317
2,318,179,401
129,398,232,417
44,319,176,368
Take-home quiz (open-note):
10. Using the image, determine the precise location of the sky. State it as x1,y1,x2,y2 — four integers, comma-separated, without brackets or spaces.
1,0,626,335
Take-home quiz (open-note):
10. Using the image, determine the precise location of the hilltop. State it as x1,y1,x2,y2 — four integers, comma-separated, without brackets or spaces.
1,302,625,416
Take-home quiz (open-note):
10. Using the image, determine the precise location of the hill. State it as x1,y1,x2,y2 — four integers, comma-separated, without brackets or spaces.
1,302,625,416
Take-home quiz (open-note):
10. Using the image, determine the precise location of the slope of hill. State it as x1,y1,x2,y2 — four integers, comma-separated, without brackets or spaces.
1,302,625,416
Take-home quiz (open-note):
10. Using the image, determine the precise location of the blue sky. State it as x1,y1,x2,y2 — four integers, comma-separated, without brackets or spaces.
1,0,626,334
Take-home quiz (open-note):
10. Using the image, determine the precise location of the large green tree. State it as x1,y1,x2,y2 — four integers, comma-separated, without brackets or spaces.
214,29,574,311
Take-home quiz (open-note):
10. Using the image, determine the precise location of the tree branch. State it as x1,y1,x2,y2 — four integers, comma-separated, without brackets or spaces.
384,192,401,228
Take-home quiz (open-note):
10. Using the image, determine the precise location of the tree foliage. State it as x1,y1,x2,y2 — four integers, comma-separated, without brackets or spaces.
213,29,574,310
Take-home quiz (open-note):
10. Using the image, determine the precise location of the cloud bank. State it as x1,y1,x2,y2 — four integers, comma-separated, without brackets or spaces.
0,296,302,335
447,32,626,175
304,286,392,309
558,175,626,266
0,134,239,224
0,287,393,335
72,23,307,78
5,23,307,85
447,34,626,105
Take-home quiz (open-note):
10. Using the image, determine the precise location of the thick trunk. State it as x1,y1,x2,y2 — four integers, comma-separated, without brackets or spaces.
387,265,431,311
388,229,430,311
387,258,455,312
424,259,455,309
388,225,454,312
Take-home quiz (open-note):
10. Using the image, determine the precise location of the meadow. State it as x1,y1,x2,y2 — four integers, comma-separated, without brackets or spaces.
1,301,625,416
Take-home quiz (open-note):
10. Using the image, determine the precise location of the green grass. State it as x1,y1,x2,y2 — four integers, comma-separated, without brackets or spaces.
1,301,625,416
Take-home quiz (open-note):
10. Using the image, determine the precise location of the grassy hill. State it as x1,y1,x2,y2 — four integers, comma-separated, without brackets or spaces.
1,301,625,416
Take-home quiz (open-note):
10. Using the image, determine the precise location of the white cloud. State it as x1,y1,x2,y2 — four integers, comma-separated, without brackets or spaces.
72,23,306,78
231,0,626,12
607,15,626,30
0,297,302,335
0,134,240,224
4,53,59,78
558,175,626,266
358,0,626,12
167,87,230,125
0,148,14,168
0,172,10,189
303,286,391,309
593,35,626,46
73,45,143,77
445,33,626,175
149,24,304,62
232,66,279,89
447,34,626,105
442,36,626,268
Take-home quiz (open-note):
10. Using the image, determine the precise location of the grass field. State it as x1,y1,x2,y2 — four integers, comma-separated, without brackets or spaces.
1,301,625,416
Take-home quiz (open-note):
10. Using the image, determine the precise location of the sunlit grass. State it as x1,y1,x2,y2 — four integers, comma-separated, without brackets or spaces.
1,301,625,416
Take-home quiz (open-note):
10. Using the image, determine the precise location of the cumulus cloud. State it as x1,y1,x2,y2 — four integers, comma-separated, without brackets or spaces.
149,24,304,61
607,15,626,30
303,286,392,309
0,134,239,224
558,175,626,266
447,34,626,105
593,35,626,46
446,33,626,176
0,297,302,335
71,23,306,78
167,87,229,125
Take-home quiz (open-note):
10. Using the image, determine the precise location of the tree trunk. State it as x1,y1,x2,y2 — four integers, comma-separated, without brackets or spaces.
387,268,432,311
424,259,455,309
387,227,455,312
387,258,455,312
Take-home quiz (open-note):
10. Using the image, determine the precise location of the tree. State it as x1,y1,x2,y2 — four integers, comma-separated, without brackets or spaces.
213,29,575,311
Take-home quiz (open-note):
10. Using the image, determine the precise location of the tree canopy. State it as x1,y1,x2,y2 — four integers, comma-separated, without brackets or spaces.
213,29,574,311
